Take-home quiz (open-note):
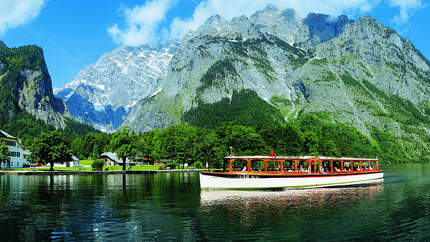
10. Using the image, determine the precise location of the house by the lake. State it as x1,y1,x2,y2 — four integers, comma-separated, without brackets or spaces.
0,130,29,168
54,155,81,167
99,152,130,166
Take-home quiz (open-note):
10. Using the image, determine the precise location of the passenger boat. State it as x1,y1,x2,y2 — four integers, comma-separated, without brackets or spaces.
200,155,384,189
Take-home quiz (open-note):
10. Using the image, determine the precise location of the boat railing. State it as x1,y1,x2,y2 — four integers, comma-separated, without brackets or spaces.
224,155,380,175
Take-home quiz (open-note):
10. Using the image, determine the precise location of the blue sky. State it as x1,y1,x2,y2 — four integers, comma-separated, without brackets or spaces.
0,0,428,89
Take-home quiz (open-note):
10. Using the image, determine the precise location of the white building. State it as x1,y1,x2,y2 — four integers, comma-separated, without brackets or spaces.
0,130,29,168
54,155,81,167
99,152,130,166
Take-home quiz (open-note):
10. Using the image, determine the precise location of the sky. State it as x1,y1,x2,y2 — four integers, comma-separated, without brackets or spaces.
0,0,429,89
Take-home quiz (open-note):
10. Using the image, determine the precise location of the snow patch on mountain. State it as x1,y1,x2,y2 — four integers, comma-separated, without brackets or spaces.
55,42,179,131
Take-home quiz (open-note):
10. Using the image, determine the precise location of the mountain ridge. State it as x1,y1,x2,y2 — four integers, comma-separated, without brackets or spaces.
119,7,429,162
55,41,179,131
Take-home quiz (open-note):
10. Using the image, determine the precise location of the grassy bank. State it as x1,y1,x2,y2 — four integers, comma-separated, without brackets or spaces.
0,164,191,172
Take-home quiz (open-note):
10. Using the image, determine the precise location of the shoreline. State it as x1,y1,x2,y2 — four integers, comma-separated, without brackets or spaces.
0,169,219,175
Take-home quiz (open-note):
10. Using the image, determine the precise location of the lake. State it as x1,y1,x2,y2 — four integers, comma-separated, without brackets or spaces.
1,164,429,241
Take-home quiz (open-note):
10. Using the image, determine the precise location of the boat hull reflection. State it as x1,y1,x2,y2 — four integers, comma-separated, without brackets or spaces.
200,178,384,204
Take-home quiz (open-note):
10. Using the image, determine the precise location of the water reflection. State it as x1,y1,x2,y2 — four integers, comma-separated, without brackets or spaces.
200,179,384,205
200,181,384,229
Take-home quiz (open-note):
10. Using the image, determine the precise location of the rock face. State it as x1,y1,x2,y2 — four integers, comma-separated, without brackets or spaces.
55,42,179,131
0,43,68,128
122,6,430,160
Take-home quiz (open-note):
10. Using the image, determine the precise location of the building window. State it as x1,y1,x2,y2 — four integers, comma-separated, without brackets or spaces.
1,140,16,147
8,151,20,157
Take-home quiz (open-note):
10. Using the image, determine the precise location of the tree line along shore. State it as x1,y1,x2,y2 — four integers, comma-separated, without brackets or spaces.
2,112,418,172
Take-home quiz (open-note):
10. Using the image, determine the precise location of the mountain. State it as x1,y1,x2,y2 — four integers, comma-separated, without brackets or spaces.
0,41,68,128
0,41,98,145
122,6,430,162
55,42,179,132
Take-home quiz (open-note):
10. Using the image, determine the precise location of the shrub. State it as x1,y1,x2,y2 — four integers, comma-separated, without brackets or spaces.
91,159,105,171
193,161,204,169
166,162,176,169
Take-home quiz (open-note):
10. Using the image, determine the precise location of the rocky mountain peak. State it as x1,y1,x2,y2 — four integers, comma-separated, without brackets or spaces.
303,13,353,43
251,4,285,19
251,7,307,44
55,41,179,131
0,43,68,128
205,14,223,25
196,15,229,37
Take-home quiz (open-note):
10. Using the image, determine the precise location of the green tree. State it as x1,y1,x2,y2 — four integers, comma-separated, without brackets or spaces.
217,125,267,169
220,125,267,155
136,131,154,163
194,128,225,169
172,125,196,168
258,124,303,155
91,159,105,171
319,138,340,157
92,133,110,158
109,127,137,171
71,137,86,160
0,144,11,169
29,131,72,171
302,131,319,156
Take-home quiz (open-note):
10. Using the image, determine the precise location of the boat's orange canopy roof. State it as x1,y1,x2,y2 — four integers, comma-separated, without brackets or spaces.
224,155,378,162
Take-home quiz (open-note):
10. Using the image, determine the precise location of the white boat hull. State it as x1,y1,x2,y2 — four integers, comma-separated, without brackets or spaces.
200,172,384,189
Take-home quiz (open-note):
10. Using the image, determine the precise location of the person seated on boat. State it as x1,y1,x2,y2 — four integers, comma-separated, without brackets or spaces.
307,166,311,174
356,167,361,171
324,167,329,172
241,166,247,171
319,166,325,174
335,167,340,172
299,166,304,172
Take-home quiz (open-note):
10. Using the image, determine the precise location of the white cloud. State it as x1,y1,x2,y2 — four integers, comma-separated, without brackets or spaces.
388,0,424,25
108,0,177,47
0,0,45,36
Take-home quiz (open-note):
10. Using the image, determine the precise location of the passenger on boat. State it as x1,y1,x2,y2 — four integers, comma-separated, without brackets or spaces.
356,167,361,171
299,166,304,172
307,166,311,174
242,166,247,171
335,167,340,172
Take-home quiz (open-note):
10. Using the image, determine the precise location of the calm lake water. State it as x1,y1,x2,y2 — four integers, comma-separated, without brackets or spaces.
1,164,430,241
